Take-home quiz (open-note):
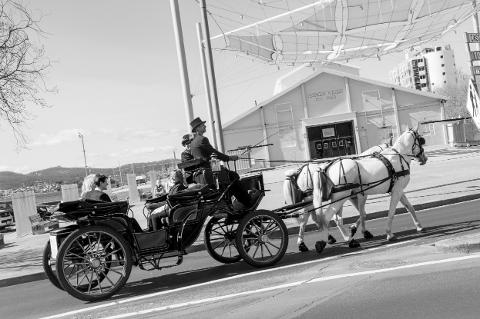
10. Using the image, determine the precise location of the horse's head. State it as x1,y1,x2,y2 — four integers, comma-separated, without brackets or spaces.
394,128,427,165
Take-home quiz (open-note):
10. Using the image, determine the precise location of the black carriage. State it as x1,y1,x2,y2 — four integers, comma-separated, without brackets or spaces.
42,172,288,301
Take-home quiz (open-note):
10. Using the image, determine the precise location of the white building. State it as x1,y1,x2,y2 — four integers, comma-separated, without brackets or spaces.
224,65,447,168
390,45,457,93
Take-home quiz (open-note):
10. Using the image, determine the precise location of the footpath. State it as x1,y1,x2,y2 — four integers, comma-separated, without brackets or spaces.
1,145,480,288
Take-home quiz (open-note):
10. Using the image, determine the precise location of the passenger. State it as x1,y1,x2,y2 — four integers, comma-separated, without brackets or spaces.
82,174,112,202
180,133,195,184
189,117,254,208
80,174,97,198
149,170,187,230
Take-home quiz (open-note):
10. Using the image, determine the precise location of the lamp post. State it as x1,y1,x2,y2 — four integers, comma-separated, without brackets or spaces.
78,132,88,177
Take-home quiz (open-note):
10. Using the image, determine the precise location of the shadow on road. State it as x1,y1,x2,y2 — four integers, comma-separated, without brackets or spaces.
99,218,480,304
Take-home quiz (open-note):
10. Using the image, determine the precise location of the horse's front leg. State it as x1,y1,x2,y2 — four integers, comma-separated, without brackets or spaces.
386,188,403,241
331,206,351,242
400,194,424,232
315,199,357,253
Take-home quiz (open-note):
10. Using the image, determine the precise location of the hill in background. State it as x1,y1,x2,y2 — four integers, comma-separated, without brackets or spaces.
0,159,179,190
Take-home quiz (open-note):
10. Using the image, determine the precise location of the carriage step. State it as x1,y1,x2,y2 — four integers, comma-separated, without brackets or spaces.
138,253,184,271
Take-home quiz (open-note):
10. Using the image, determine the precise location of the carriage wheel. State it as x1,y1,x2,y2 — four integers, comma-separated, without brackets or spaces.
204,217,242,264
236,210,288,268
42,241,63,290
56,226,132,301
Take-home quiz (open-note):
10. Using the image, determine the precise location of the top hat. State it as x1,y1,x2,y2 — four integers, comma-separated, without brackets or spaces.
190,117,206,132
181,133,193,146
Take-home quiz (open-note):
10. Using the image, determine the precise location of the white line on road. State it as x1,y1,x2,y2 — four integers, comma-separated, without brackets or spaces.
99,253,480,319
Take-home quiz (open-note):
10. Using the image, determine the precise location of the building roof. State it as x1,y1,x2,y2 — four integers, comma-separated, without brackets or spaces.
224,66,447,129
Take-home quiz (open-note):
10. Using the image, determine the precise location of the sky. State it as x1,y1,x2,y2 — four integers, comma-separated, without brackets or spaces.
0,1,477,174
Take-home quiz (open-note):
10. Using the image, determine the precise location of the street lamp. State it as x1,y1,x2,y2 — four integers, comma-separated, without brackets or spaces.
78,132,88,177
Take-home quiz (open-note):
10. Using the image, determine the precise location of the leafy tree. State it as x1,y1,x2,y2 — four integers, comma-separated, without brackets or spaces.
0,0,52,145
435,70,470,119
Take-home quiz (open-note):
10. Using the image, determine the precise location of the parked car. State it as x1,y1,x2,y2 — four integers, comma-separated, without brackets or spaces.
0,209,14,229
0,201,14,223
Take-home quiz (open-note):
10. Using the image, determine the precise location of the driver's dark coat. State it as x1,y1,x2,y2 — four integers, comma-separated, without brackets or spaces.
190,134,230,167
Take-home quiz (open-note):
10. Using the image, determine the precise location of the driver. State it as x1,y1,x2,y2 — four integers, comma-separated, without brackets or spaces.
189,117,253,208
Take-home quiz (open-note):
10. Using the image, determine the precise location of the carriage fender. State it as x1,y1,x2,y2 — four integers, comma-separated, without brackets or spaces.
94,218,129,234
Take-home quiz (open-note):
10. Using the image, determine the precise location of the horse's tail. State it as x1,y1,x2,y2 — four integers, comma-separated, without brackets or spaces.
312,167,326,231
283,169,300,205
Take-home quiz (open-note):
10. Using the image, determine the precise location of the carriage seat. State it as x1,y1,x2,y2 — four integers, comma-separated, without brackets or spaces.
167,184,219,203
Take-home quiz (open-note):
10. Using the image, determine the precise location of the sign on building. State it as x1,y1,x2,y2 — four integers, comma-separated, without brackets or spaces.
472,66,480,76
466,79,480,130
466,33,480,43
465,33,480,84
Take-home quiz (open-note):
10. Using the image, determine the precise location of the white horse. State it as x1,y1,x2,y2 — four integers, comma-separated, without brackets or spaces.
283,143,390,251
311,128,428,253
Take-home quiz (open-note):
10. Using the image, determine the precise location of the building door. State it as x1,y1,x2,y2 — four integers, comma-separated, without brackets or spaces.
307,121,356,159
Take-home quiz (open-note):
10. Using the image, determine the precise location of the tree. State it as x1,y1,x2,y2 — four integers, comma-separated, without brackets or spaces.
0,0,52,145
435,70,470,119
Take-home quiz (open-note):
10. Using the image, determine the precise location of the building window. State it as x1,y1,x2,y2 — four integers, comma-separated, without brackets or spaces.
436,47,442,51
421,83,427,87
422,123,435,136
362,90,382,109
444,80,447,84
440,55,443,58
441,64,445,67
275,104,296,148
442,72,445,75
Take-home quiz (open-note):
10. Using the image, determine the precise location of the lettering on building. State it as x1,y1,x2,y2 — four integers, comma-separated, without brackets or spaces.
307,88,344,101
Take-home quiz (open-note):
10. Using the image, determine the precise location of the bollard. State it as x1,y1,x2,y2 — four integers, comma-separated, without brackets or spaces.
148,170,158,197
12,191,37,237
126,174,140,203
61,184,80,202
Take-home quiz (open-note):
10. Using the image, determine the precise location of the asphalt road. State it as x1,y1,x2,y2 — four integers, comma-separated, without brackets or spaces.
1,199,479,319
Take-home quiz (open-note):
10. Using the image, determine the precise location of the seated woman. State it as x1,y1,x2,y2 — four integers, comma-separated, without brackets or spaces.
82,174,112,202
148,170,187,230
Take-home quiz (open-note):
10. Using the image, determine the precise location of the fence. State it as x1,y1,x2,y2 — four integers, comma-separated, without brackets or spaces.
446,119,480,146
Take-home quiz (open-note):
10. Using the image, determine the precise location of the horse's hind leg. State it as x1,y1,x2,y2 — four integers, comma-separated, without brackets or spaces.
386,188,403,241
400,194,424,232
296,210,310,252
350,194,374,240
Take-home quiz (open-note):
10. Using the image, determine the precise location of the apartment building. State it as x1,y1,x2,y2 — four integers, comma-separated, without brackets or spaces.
390,45,457,93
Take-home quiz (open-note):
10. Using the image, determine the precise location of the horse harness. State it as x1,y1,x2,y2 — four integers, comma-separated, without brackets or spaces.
290,153,411,203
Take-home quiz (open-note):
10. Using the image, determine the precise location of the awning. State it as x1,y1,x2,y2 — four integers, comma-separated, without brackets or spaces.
207,0,477,65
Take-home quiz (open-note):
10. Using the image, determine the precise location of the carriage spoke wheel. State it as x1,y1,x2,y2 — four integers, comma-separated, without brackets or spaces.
236,210,288,268
56,226,132,301
42,240,63,290
204,216,242,264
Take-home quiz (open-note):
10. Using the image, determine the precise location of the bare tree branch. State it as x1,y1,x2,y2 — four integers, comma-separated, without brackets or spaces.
0,0,53,146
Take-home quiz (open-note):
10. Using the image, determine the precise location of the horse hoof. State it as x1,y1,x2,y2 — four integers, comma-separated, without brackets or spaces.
315,241,327,254
328,234,337,245
363,230,374,240
350,225,357,237
387,235,397,242
298,242,309,252
348,239,360,248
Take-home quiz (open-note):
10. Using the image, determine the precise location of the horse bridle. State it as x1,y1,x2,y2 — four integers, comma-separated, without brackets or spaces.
407,129,426,160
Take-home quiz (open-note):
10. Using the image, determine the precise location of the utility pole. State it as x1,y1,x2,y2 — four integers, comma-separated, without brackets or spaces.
196,22,218,148
200,0,225,152
170,0,194,131
77,133,88,177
